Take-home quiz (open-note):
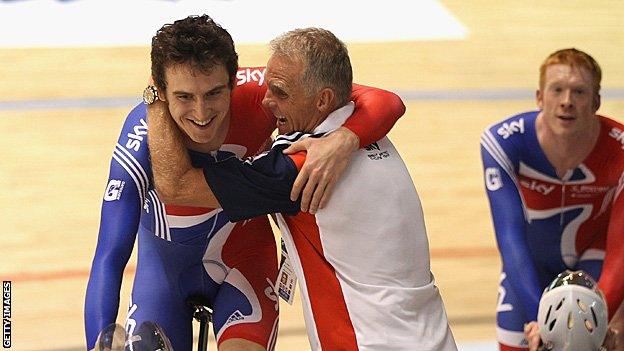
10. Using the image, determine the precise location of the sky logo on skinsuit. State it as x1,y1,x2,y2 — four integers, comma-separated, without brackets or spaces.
520,179,555,196
236,68,265,86
126,118,148,152
125,298,138,349
485,167,503,191
104,179,125,201
497,118,525,139
609,127,624,149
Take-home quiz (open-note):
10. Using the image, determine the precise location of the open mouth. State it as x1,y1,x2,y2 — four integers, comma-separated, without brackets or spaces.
276,116,287,126
188,117,215,128
557,115,575,121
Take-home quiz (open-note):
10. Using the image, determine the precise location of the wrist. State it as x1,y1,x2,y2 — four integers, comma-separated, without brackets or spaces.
146,98,168,119
335,127,359,152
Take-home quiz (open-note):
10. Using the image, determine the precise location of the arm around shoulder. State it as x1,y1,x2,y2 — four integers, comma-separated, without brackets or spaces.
346,83,406,147
146,100,220,208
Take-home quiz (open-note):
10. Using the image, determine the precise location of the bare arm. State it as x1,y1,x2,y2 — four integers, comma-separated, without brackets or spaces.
147,100,220,208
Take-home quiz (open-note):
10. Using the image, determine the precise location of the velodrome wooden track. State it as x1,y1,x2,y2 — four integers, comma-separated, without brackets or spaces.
2,1,624,349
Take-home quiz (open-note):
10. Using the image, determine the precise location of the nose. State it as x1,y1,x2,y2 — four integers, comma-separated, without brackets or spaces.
262,90,275,111
560,89,573,109
194,99,211,120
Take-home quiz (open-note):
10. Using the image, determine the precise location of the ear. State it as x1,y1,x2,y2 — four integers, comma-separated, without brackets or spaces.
536,89,543,110
593,93,601,112
316,88,335,114
155,84,167,102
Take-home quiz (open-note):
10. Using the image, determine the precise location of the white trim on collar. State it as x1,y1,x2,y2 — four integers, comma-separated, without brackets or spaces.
312,102,355,135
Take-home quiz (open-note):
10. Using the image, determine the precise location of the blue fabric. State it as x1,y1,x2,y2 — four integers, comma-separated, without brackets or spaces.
201,143,301,222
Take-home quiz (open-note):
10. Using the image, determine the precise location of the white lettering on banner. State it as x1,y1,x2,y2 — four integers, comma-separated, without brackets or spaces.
497,118,525,139
236,68,265,86
126,118,148,152
485,167,503,191
520,179,555,195
104,179,126,201
609,127,624,149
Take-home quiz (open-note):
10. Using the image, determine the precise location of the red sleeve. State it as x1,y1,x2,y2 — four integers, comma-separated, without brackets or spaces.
343,83,406,148
288,151,307,171
598,186,624,320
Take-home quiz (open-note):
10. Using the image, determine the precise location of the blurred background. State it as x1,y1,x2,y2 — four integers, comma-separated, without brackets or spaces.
1,0,623,350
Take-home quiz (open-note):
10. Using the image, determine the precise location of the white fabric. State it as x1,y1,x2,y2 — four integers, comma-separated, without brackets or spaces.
278,106,457,350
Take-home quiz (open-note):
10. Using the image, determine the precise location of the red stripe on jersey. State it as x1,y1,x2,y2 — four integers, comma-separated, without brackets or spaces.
499,343,527,351
164,204,213,216
286,213,359,350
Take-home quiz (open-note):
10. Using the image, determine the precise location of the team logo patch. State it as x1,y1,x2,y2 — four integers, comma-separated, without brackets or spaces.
365,142,390,160
104,179,126,201
485,167,502,191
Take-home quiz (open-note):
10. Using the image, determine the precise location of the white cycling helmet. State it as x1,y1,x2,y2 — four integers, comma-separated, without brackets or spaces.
537,270,608,351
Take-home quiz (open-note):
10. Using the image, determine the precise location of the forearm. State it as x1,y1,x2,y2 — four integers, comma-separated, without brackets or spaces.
600,263,624,320
147,101,219,207
600,195,624,319
481,147,541,319
498,234,542,318
84,258,124,349
84,226,130,349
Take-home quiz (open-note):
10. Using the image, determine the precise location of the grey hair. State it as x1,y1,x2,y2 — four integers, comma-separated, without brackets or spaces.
269,27,352,107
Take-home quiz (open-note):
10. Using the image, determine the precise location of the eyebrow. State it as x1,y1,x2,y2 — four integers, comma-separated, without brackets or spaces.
268,81,287,95
206,84,227,94
171,84,228,96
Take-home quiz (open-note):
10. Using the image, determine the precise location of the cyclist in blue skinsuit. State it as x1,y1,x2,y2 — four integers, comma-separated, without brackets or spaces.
481,48,624,350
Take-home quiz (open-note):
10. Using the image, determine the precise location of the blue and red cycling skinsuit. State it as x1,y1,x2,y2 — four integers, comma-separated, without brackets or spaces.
481,111,624,350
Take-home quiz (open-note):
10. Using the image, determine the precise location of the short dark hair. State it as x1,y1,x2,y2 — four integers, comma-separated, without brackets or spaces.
151,15,238,91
